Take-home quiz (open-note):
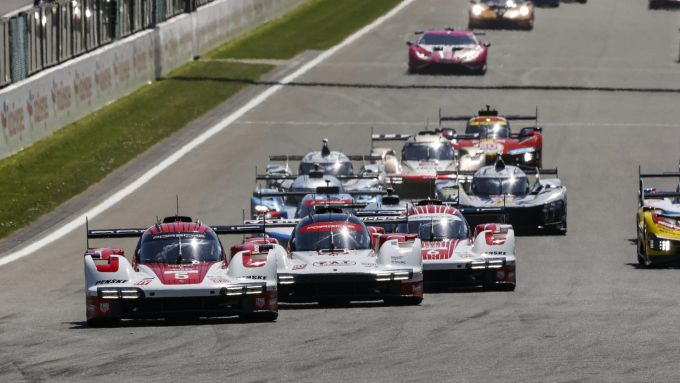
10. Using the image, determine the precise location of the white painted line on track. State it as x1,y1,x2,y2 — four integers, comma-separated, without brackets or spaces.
0,0,417,268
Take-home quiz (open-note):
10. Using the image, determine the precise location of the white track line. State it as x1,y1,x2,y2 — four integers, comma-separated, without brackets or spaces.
0,0,417,268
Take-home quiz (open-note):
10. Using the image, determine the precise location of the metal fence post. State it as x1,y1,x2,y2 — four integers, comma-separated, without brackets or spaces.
9,15,28,82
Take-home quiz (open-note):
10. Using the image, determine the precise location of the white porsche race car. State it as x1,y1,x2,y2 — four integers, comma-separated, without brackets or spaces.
360,200,516,290
244,207,424,306
84,216,280,326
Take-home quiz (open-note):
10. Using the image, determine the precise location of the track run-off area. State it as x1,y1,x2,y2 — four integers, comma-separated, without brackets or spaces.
1,0,680,381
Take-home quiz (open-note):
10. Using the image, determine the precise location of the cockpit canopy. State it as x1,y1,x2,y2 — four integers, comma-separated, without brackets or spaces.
291,214,371,252
466,120,511,139
397,217,468,240
472,176,529,196
402,142,455,161
137,230,223,264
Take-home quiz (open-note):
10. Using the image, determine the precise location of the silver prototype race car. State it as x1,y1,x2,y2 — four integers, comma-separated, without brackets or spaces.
436,159,567,234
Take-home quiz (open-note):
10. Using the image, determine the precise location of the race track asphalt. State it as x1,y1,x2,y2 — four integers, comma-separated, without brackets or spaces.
1,1,680,382
1,1,33,16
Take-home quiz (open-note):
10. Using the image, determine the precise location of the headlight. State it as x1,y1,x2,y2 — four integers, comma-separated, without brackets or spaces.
523,152,533,163
506,0,517,6
97,287,143,300
519,5,530,16
471,4,484,16
542,200,564,223
648,236,673,252
507,147,536,156
415,50,431,60
458,49,481,62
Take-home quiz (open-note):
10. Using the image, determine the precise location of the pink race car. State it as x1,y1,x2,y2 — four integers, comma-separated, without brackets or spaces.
407,28,490,75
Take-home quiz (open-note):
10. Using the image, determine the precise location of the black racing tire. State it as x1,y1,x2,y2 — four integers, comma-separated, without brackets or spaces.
408,65,417,74
384,296,423,306
86,317,120,328
649,0,661,9
239,311,278,322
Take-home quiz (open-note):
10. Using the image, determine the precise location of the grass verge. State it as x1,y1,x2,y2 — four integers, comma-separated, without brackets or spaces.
0,0,405,240
208,0,402,60
0,62,272,237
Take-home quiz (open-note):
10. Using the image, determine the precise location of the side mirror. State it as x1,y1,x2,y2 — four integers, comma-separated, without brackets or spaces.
483,42,491,48
406,41,413,46
519,127,536,137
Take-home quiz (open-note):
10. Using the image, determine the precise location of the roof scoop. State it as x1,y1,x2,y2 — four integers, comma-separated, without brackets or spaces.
321,138,331,157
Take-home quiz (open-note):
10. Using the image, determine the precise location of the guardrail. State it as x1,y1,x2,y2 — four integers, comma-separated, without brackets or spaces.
0,0,215,89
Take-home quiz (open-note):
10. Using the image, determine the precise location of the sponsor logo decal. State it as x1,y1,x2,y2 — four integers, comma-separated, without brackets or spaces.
292,264,307,270
312,260,356,267
208,276,230,284
134,278,154,286
244,275,266,280
95,279,127,285
255,297,266,309
99,302,110,313
300,222,364,233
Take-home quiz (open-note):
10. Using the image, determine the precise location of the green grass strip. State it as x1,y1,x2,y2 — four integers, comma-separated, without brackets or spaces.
0,62,272,238
209,0,402,60
0,0,406,240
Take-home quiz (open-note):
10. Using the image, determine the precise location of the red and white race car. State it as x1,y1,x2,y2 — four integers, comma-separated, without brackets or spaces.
439,105,543,171
84,216,280,326
407,28,490,74
362,200,516,290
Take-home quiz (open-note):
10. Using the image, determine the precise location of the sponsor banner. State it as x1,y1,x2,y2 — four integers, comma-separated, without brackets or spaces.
0,0,304,160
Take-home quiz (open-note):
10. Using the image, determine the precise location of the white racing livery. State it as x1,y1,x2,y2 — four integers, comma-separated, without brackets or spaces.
84,216,280,326
362,200,516,290
245,207,424,306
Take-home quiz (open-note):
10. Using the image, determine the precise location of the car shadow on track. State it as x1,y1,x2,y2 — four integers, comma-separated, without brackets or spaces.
68,317,244,329
279,301,390,311
405,69,484,77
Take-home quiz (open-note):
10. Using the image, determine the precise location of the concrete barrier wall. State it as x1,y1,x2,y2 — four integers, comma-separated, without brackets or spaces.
0,0,304,159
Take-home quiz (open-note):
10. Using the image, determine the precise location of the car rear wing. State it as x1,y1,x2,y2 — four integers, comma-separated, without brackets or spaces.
638,166,680,204
456,207,508,227
438,106,539,126
255,173,380,181
371,133,412,142
269,154,383,162
253,190,387,197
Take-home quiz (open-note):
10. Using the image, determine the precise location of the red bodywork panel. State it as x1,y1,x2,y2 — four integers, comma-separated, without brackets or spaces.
144,262,217,285
86,248,125,272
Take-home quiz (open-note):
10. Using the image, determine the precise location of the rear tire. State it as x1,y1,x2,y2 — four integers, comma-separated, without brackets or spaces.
384,296,423,306
485,283,515,291
239,311,278,322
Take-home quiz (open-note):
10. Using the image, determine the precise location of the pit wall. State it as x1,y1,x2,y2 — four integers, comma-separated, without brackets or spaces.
0,0,302,160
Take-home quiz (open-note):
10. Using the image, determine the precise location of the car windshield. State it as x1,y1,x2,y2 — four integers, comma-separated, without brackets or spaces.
299,161,353,176
138,232,222,264
481,0,513,5
473,177,529,195
420,34,477,46
296,198,356,218
466,122,510,138
402,143,454,161
293,219,371,251
396,218,468,239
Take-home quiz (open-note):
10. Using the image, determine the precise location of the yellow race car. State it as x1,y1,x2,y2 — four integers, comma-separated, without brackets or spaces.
468,0,536,30
637,168,680,267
